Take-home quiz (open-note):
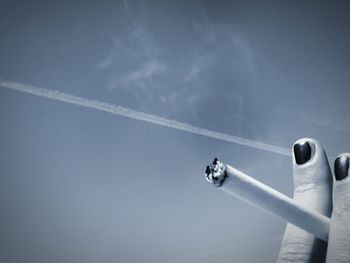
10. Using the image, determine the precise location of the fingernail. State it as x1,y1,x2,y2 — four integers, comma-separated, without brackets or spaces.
334,155,349,181
294,141,311,165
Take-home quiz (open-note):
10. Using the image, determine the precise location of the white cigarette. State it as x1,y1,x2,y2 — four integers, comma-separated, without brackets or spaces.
205,158,330,242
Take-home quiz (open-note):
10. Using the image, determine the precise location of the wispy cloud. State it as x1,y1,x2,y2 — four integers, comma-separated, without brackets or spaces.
97,49,117,70
123,0,129,12
231,34,256,77
121,60,166,85
96,17,258,128
183,65,200,82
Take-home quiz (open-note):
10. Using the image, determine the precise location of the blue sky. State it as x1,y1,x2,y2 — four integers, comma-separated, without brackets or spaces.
1,1,350,262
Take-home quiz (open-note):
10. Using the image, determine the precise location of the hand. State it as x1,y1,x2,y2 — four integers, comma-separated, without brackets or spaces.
277,138,350,263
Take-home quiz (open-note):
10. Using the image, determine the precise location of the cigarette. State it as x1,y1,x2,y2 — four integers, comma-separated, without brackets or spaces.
205,158,330,242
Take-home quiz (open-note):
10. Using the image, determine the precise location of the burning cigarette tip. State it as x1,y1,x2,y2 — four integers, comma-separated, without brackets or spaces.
205,158,227,187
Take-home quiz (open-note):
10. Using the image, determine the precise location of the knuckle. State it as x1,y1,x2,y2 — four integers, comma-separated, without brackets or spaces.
278,238,327,263
278,242,312,262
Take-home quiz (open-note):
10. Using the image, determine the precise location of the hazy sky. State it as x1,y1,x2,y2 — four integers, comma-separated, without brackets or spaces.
1,1,350,262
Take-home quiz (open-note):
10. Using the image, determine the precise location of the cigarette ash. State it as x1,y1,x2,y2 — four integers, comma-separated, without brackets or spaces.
205,158,227,187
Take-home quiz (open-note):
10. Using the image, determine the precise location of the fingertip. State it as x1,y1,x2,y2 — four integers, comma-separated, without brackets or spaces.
326,153,350,262
334,153,350,181
291,138,332,210
292,138,329,167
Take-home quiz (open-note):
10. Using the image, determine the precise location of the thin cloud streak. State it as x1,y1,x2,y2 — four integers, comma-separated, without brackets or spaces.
0,79,291,156
122,60,166,84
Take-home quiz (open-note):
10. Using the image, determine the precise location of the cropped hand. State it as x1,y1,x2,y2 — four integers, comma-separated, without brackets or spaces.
277,138,350,263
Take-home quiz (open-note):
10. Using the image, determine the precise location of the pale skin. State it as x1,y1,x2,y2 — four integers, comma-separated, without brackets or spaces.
277,138,350,263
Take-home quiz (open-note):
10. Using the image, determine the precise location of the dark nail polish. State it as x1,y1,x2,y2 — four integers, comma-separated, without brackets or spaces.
334,155,349,181
205,165,211,175
294,142,311,165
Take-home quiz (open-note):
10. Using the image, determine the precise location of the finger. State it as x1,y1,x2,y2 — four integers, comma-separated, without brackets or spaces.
326,153,350,263
278,138,333,262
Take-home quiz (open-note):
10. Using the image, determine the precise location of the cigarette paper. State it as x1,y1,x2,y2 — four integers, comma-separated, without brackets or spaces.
205,158,330,242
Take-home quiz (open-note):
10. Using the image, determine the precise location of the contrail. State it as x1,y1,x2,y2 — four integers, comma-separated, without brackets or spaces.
0,79,291,156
